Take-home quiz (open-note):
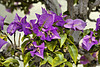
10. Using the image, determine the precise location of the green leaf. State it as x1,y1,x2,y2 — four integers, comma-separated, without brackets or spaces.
98,50,100,64
21,35,30,42
67,44,78,64
60,34,67,48
47,56,53,65
53,57,67,67
3,58,19,67
46,41,57,52
52,52,67,67
60,63,65,67
21,40,30,54
65,61,72,67
24,52,32,67
4,23,9,26
74,0,78,4
40,57,47,66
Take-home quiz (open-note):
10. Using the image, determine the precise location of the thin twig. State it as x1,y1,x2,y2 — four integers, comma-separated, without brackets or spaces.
0,31,14,47
14,32,17,49
18,33,21,47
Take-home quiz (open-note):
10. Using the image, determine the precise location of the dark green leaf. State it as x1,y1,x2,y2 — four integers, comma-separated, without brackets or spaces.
67,44,78,64
52,52,67,66
65,61,72,67
60,63,65,67
24,52,32,67
21,40,30,54
4,23,9,26
98,50,100,64
40,57,47,66
3,58,19,67
46,41,57,52
21,35,30,42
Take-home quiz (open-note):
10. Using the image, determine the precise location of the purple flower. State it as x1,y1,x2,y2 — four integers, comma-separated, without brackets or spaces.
30,42,46,59
80,52,97,64
37,26,60,41
37,31,46,40
42,7,47,14
6,9,11,13
64,19,73,28
22,22,32,35
38,13,55,28
7,22,21,36
55,15,66,27
0,16,6,30
0,38,7,49
7,13,30,35
80,56,89,64
95,16,100,31
82,31,98,51
73,19,86,31
30,19,39,34
64,19,86,31
52,13,66,27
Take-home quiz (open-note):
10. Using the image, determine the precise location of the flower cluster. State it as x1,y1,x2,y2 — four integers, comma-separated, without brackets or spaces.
0,8,87,59
64,19,86,31
30,42,46,59
81,31,98,51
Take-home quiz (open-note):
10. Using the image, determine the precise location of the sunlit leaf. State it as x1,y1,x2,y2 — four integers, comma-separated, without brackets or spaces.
52,52,67,66
47,56,53,65
24,52,32,67
59,34,67,48
67,44,78,64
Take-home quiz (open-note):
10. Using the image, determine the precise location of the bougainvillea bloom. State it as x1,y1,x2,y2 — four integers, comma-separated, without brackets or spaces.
0,16,6,30
30,19,39,34
42,26,61,41
55,15,66,27
7,13,31,35
64,19,86,31
30,42,46,59
64,19,73,28
73,19,86,31
82,31,98,51
80,52,97,64
38,13,55,28
37,26,60,41
7,22,21,36
80,56,89,64
0,38,7,49
22,22,32,35
95,16,100,31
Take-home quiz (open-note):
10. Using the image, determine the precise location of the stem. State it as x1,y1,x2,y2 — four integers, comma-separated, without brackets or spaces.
14,32,17,49
0,31,14,47
18,33,21,47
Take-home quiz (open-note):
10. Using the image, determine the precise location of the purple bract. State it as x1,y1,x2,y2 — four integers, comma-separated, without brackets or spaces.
30,42,46,59
82,31,98,51
0,38,7,49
